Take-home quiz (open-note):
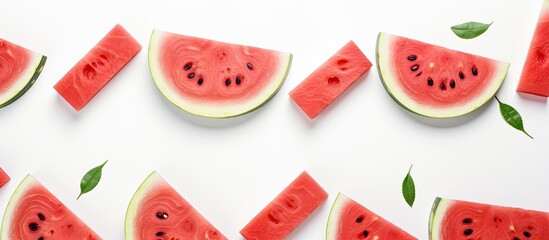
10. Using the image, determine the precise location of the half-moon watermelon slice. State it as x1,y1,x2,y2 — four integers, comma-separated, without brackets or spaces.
125,171,227,240
376,32,509,118
0,38,46,108
429,197,549,239
0,174,101,239
326,193,417,240
148,30,292,118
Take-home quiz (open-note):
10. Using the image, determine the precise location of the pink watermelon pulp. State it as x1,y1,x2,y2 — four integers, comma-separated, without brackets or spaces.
429,197,549,239
0,38,46,108
54,24,141,111
0,175,101,239
376,32,509,118
240,171,328,240
0,167,9,188
517,0,549,97
289,41,372,119
326,193,417,240
125,171,227,240
148,30,292,118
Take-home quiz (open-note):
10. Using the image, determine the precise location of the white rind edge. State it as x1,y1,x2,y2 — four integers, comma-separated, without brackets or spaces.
0,174,39,239
377,32,510,118
0,51,43,105
148,29,292,118
124,171,163,240
325,192,350,240
428,197,453,240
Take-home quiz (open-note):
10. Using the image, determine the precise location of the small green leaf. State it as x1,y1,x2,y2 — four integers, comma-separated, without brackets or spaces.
77,160,108,200
495,96,533,139
402,164,415,207
451,21,493,39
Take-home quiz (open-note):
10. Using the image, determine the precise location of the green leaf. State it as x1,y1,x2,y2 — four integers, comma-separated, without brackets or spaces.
402,164,415,208
77,160,108,200
451,21,493,39
495,96,533,139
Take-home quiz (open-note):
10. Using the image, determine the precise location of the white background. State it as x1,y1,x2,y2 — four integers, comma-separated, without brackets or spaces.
1,0,548,239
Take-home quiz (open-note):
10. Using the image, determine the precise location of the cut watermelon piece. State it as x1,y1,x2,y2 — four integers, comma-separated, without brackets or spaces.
517,0,549,97
376,32,509,118
0,38,46,108
148,30,292,118
0,167,9,188
326,193,417,240
290,41,372,119
125,171,227,240
54,24,141,111
240,171,328,240
0,175,101,239
429,197,549,239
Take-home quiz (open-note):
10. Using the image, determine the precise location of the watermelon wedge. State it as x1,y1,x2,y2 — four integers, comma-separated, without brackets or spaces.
429,197,549,239
240,171,328,240
289,41,372,119
0,175,101,239
0,167,9,188
54,24,141,111
326,193,417,240
376,32,509,118
0,38,46,108
517,0,549,97
148,30,292,118
125,171,227,240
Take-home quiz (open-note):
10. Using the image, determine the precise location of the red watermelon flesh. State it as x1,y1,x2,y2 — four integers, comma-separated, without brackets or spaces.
54,24,141,111
429,197,549,240
326,193,417,240
0,167,9,188
125,171,227,240
0,175,101,239
240,171,328,240
517,0,549,97
289,41,372,119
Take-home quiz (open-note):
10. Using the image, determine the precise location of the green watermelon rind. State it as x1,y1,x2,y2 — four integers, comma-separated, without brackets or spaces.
0,174,37,239
148,29,293,119
428,197,452,240
325,192,347,240
124,171,161,240
376,32,510,118
0,55,46,109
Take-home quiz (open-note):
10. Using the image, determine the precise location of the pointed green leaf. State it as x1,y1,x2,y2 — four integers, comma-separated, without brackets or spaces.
451,21,493,39
77,160,108,200
495,96,533,139
402,164,415,207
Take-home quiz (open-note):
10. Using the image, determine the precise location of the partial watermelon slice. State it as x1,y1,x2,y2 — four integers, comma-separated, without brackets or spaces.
429,197,549,239
0,38,46,108
125,171,227,240
54,24,141,111
240,171,328,240
290,41,372,119
0,175,101,239
0,167,9,188
517,0,549,97
326,193,417,240
377,32,509,118
148,30,292,118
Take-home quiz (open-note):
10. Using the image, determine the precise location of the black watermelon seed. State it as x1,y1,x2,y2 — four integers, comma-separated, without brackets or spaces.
247,62,253,70
472,67,478,76
524,231,532,238
156,212,168,219
236,76,242,85
356,216,363,223
459,71,465,79
363,230,369,237
156,232,165,237
38,213,45,221
440,83,446,90
462,218,472,224
183,62,192,71
38,237,44,240
29,222,39,231
513,238,520,240
225,79,231,86
411,65,419,71
188,73,195,79
464,229,473,236
427,78,434,86
416,71,423,77
450,80,456,89
408,55,417,61
197,78,203,85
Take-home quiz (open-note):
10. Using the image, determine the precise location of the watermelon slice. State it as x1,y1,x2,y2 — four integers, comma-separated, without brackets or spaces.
0,38,46,108
517,0,549,97
54,24,141,111
148,30,292,118
376,32,510,118
240,171,328,240
0,167,9,188
125,171,227,240
0,175,101,239
290,41,372,119
326,193,417,240
429,197,549,239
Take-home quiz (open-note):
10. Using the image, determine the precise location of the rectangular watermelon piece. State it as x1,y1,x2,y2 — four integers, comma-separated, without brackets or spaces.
517,0,549,97
240,171,328,240
54,24,142,111
0,167,10,188
290,41,372,119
